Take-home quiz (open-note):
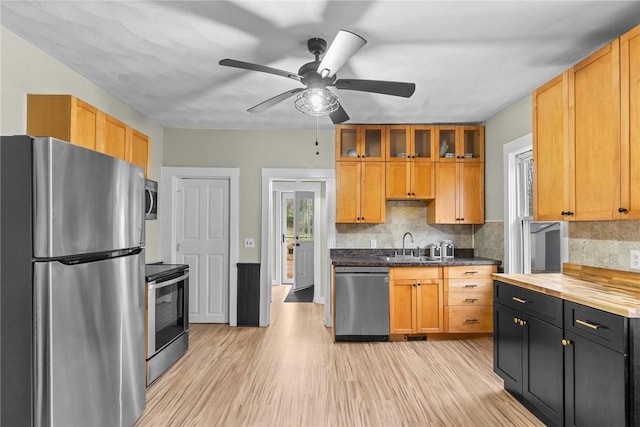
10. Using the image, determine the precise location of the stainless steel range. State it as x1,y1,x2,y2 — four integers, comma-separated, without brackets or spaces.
145,264,189,386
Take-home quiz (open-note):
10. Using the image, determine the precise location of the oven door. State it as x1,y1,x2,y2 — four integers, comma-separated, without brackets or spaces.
146,272,189,359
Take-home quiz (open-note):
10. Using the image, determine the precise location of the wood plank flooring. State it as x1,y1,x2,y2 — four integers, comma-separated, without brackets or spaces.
136,285,543,427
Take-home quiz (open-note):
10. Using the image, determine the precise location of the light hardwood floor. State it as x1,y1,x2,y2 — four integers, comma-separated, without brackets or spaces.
136,285,543,427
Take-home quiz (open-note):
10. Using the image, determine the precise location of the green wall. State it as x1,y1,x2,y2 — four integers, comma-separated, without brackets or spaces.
163,128,335,262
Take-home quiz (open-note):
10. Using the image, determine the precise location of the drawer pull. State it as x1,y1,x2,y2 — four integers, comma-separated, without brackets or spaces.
464,284,478,288
512,297,528,304
464,298,478,303
576,319,600,330
465,318,479,323
464,271,479,275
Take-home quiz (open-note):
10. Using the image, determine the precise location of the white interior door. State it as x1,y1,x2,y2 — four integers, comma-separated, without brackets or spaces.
176,178,229,323
293,191,314,290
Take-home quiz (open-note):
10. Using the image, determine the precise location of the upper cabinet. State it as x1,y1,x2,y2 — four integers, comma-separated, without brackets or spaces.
436,125,484,162
27,94,151,177
620,25,640,219
533,24,640,221
427,125,485,224
27,94,101,151
336,125,385,161
386,125,436,200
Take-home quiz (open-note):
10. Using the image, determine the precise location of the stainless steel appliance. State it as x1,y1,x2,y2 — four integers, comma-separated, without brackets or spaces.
144,264,189,386
145,179,158,220
334,266,390,341
0,136,146,427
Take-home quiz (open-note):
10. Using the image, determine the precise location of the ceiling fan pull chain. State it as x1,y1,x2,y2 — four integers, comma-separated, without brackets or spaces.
315,115,320,156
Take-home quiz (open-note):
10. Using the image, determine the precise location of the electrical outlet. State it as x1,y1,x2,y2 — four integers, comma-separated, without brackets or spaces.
244,238,255,248
370,239,377,248
631,250,640,271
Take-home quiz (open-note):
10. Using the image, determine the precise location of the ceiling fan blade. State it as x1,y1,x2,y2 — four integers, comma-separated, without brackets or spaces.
334,79,416,98
317,30,366,78
330,103,350,124
219,59,302,82
247,88,304,113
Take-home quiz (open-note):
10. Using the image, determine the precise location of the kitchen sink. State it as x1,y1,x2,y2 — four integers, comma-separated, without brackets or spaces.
379,255,442,263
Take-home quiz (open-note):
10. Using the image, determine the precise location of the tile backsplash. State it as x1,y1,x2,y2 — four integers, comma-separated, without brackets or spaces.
335,201,473,250
568,220,640,271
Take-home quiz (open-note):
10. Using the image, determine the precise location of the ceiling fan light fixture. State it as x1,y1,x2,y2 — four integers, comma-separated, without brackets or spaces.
294,88,339,116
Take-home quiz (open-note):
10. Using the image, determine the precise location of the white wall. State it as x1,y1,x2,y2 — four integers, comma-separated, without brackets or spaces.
1,26,164,261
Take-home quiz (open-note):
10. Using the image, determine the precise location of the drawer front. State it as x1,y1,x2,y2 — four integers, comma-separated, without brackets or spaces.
564,301,627,353
445,306,493,333
446,278,493,292
494,281,563,327
447,291,492,306
390,266,440,280
445,265,495,279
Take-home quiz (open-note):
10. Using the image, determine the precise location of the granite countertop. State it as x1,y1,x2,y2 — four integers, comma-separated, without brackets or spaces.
493,272,640,318
330,248,501,268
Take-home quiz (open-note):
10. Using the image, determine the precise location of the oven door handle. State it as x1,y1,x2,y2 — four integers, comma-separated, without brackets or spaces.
148,272,188,290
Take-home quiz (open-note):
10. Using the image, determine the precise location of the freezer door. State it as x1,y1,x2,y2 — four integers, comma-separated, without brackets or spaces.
32,137,145,258
33,251,145,427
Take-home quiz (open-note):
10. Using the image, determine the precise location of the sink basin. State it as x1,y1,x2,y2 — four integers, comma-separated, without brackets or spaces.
379,255,442,263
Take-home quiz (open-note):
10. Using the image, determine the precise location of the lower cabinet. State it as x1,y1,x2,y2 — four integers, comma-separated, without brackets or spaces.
494,280,640,427
444,265,495,333
494,281,564,427
389,267,443,334
563,301,638,427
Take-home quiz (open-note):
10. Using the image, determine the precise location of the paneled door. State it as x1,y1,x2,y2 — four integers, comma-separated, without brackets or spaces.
293,191,314,291
176,178,230,323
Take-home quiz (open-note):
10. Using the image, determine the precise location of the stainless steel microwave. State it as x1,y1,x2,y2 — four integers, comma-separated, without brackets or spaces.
145,179,158,220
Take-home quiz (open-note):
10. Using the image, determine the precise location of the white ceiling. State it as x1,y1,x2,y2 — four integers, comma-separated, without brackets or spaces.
2,1,639,130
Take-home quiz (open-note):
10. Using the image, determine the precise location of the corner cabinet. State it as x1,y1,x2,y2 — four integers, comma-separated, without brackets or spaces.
389,267,443,334
385,125,436,200
427,126,484,224
27,94,151,177
533,24,640,221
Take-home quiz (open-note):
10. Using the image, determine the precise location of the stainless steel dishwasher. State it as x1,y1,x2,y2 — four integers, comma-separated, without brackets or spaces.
334,266,390,341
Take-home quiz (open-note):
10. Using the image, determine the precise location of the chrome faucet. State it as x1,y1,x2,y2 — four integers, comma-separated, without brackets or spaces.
402,232,414,256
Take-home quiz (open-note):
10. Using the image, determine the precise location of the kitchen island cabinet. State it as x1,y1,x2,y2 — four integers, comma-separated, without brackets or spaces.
493,265,640,427
494,281,564,427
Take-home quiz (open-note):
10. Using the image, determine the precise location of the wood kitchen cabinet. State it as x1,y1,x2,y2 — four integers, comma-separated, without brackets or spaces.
444,265,495,333
27,94,101,151
493,281,564,427
27,94,151,177
427,162,484,224
435,125,484,162
621,25,640,220
534,24,640,221
336,161,385,223
389,267,443,334
386,125,436,200
335,124,385,161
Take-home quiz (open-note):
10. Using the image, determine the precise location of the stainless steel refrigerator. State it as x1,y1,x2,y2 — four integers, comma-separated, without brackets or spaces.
1,136,146,426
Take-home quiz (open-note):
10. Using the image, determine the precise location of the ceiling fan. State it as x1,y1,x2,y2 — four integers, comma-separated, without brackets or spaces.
219,30,416,124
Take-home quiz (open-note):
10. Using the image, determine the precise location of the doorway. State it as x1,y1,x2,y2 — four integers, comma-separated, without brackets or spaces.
160,167,240,326
279,190,315,291
260,168,336,328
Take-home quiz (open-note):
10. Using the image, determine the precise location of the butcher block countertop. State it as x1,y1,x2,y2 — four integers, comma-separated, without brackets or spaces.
493,263,640,318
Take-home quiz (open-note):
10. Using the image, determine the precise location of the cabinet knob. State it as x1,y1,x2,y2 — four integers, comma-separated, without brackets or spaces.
619,207,629,213
519,319,527,326
417,282,421,286
561,339,572,346
407,192,411,196
513,317,519,324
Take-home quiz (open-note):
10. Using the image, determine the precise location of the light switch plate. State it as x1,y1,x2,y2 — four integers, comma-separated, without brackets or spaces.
631,250,640,271
244,238,255,248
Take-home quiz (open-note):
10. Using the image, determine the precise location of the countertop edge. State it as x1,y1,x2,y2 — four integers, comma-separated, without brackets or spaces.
492,273,640,318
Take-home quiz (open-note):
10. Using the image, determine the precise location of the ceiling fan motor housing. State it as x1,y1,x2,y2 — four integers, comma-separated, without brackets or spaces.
298,61,336,89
